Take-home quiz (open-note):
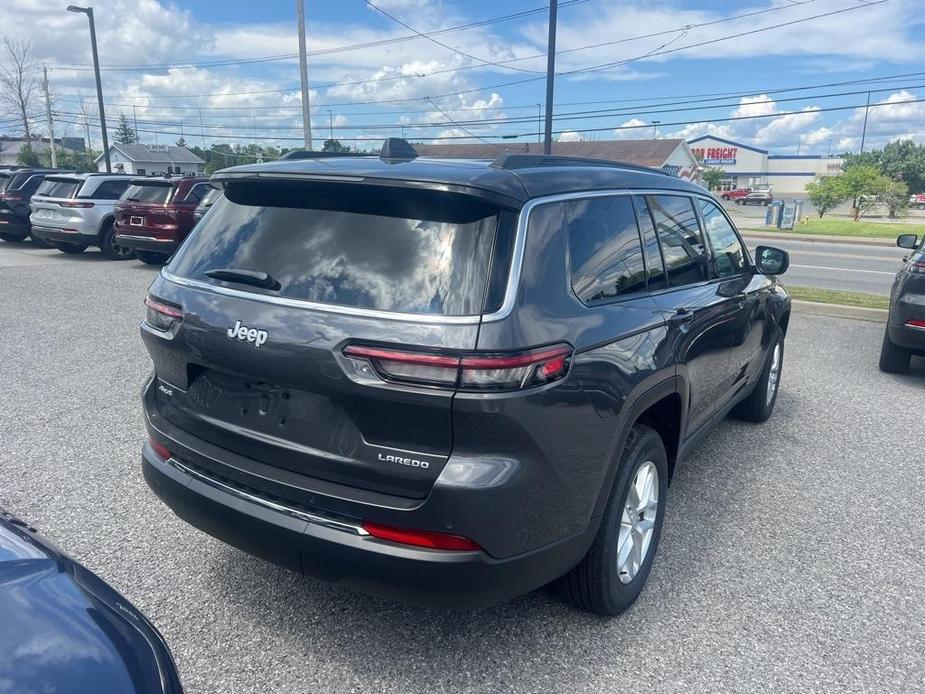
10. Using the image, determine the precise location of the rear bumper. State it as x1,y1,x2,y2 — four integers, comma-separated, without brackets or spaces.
115,233,178,255
142,443,592,609
30,225,97,244
889,293,925,352
0,220,29,235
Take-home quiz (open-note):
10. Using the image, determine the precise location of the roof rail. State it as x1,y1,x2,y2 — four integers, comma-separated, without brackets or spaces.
279,149,372,160
490,154,671,176
380,137,418,161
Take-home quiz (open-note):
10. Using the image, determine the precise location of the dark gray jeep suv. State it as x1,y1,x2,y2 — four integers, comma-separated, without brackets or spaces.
139,140,791,615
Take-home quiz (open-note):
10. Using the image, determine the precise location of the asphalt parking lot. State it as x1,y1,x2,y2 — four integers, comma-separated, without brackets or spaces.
1,243,924,694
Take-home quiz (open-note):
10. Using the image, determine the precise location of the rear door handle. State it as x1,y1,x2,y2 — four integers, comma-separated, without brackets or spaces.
671,307,694,323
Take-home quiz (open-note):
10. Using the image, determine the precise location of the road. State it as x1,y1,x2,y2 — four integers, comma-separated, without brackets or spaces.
744,235,906,294
0,243,923,693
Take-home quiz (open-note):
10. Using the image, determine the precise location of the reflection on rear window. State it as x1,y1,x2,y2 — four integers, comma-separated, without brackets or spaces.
36,179,80,198
169,182,500,316
123,184,172,203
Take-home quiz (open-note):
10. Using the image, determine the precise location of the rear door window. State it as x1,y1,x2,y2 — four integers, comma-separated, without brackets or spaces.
88,179,131,199
169,181,500,317
646,195,710,286
698,199,747,278
183,183,209,204
36,178,81,198
564,195,646,303
633,196,668,291
123,183,172,203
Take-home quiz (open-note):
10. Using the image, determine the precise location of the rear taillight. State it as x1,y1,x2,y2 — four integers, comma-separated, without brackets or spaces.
906,319,925,329
144,295,184,331
149,437,172,460
58,201,94,208
342,343,572,391
361,521,481,551
909,258,925,273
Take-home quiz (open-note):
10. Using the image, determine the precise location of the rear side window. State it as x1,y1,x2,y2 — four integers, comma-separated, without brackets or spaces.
123,183,172,203
198,187,222,208
36,179,81,198
88,179,131,199
169,181,500,317
646,195,709,286
698,199,746,278
633,196,668,291
183,183,209,204
565,195,646,303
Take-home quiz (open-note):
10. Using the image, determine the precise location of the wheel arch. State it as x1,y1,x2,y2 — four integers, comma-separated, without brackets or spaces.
96,214,115,243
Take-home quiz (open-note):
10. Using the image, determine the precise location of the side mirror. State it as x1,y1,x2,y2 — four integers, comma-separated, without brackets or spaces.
755,246,789,275
897,234,919,250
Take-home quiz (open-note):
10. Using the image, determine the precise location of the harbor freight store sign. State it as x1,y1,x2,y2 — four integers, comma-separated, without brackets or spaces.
691,146,738,166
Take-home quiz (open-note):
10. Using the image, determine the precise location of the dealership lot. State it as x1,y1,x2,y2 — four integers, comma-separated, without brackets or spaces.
1,245,923,693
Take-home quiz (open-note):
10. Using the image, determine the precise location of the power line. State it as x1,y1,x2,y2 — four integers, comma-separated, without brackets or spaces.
49,96,925,143
49,1,588,72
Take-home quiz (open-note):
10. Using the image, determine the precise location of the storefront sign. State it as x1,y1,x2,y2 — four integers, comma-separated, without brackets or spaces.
691,146,737,166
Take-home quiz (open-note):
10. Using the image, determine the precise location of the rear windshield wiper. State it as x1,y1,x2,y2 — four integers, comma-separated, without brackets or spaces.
205,268,281,291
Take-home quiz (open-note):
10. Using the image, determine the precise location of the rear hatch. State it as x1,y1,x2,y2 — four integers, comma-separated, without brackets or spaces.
30,176,85,229
144,178,506,499
115,180,177,238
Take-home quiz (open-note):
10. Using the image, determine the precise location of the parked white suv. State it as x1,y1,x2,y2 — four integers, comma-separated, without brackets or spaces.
30,174,134,259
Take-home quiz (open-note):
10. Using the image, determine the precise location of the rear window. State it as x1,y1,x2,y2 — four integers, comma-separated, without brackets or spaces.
169,181,500,316
0,175,11,192
123,183,172,203
36,179,81,198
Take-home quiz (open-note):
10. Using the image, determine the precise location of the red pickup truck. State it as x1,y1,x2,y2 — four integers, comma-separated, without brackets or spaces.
720,188,752,201
910,193,925,210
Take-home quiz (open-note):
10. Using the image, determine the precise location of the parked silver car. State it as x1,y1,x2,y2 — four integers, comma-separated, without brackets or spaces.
30,173,134,259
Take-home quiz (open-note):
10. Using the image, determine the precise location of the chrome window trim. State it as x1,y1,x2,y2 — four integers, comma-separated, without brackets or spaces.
165,456,370,536
161,185,706,325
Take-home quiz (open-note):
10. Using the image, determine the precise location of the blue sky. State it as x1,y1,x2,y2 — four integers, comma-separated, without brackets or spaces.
2,0,924,153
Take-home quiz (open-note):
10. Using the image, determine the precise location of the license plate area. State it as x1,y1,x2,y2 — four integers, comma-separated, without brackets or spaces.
130,216,144,226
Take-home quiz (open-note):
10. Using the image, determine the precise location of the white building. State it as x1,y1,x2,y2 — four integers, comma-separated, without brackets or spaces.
688,135,843,194
0,136,86,166
95,144,205,176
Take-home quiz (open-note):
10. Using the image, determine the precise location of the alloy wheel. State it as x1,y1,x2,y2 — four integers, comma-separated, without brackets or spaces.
617,461,659,584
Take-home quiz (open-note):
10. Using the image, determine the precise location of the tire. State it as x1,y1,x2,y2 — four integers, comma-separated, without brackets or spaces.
100,221,135,260
29,231,53,249
557,424,668,616
730,330,784,423
735,199,742,205
879,329,911,373
0,231,28,242
135,250,168,265
53,242,87,254
917,203,925,211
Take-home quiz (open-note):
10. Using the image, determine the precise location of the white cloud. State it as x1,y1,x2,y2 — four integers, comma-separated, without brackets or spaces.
557,130,585,142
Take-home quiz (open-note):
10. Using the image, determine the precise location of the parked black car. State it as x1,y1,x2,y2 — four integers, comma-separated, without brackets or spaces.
139,140,791,616
192,185,223,225
0,507,183,693
0,168,70,246
880,233,925,372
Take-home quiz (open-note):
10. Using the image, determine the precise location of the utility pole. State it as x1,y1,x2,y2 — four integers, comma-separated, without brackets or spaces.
651,120,660,140
327,109,333,140
68,6,110,171
132,105,138,141
859,91,871,153
537,103,541,144
542,0,558,154
42,67,57,168
296,0,313,150
198,108,206,149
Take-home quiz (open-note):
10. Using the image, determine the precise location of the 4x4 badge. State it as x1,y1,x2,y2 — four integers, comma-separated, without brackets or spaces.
227,320,269,348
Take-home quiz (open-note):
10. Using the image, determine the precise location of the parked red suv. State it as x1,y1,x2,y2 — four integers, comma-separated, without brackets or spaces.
113,176,210,264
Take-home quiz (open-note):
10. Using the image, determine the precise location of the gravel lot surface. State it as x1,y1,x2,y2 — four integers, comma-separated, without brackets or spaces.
1,244,923,694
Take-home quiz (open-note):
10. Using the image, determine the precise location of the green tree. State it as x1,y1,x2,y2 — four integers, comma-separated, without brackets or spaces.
805,176,848,218
15,143,39,166
839,164,904,220
114,113,138,144
879,179,909,219
322,138,351,153
701,167,725,191
842,139,925,195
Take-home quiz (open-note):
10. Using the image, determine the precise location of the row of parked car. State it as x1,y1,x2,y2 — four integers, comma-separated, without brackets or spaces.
0,167,221,262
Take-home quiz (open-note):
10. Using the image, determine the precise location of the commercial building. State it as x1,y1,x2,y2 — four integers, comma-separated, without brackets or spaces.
412,139,701,183
688,135,843,194
94,144,205,176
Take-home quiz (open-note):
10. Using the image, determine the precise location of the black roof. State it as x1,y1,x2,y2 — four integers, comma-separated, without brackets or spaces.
214,141,704,207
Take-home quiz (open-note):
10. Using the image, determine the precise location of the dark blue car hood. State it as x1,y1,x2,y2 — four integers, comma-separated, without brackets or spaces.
0,510,182,693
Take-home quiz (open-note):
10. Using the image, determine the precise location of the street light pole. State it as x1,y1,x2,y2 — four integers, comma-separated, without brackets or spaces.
651,120,660,140
542,0,558,154
296,0,313,150
68,5,110,172
859,90,871,154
